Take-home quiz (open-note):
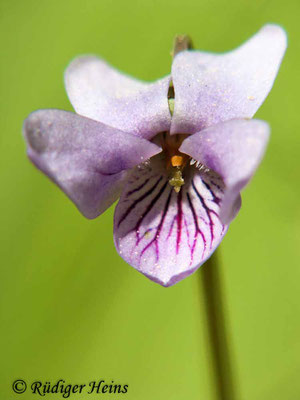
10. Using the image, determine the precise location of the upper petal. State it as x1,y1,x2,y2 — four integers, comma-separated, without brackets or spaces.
23,109,161,219
171,24,287,134
113,156,227,287
180,118,270,224
65,56,171,140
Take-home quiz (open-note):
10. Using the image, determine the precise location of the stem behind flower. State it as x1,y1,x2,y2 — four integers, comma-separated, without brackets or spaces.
172,34,193,57
200,251,240,400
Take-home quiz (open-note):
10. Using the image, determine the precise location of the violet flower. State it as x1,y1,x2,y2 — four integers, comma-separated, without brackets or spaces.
24,24,286,287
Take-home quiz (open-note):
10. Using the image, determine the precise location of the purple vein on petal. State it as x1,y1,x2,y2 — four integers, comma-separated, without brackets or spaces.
192,179,219,248
167,215,177,240
114,164,228,286
134,180,169,245
140,188,173,261
117,176,163,227
126,177,151,197
176,189,183,254
210,179,224,193
202,179,222,205
186,192,206,262
183,215,191,248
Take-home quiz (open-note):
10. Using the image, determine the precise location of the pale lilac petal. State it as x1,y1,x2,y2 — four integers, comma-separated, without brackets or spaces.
180,119,270,224
65,56,171,139
113,157,227,287
23,110,161,219
171,24,287,134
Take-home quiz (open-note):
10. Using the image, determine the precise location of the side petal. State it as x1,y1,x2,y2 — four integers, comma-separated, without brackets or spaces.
171,24,287,134
114,157,227,287
65,56,171,139
23,109,161,219
180,119,270,224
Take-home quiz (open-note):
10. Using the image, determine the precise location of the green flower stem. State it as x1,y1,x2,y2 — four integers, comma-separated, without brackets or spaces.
200,251,239,400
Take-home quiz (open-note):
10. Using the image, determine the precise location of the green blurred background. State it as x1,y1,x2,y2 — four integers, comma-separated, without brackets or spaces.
1,0,299,399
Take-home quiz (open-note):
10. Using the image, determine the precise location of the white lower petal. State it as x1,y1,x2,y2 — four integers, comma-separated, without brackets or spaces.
113,157,228,287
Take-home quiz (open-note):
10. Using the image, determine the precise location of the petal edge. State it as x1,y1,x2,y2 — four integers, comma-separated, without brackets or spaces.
171,24,287,134
65,56,172,139
24,109,161,218
180,118,270,224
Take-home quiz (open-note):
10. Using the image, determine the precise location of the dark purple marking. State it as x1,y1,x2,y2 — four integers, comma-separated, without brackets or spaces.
140,188,173,261
210,179,224,192
186,192,206,262
134,181,169,245
202,180,221,205
192,179,219,248
118,176,163,227
126,177,151,197
176,189,183,254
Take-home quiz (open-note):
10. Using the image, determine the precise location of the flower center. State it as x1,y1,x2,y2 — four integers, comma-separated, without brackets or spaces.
160,132,190,193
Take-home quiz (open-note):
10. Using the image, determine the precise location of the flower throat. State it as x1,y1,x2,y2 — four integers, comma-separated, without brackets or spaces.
164,34,193,193
160,132,190,193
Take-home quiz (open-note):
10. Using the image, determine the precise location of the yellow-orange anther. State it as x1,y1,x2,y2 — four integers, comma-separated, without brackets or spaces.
171,155,184,167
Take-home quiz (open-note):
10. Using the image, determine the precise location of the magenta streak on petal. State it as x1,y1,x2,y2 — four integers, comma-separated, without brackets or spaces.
134,181,169,245
176,189,183,254
183,215,193,254
167,216,177,240
117,176,163,227
140,188,173,261
186,192,206,262
192,179,219,249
